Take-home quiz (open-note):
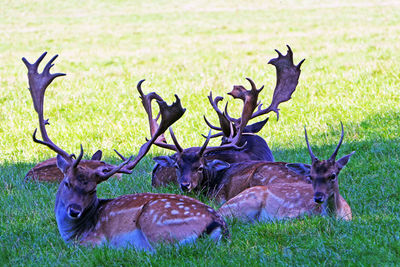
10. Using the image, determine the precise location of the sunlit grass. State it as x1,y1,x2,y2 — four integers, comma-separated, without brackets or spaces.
1,0,399,265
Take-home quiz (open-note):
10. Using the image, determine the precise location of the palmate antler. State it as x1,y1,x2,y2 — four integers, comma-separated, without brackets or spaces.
204,45,305,144
23,52,132,180
114,80,186,170
251,45,305,120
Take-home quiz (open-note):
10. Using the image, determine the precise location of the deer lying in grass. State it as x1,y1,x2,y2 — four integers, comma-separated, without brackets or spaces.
219,123,354,221
22,52,228,250
149,46,305,191
24,150,124,182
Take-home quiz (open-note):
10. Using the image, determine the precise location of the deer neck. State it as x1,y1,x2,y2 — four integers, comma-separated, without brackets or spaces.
321,184,341,218
54,191,100,242
202,167,227,194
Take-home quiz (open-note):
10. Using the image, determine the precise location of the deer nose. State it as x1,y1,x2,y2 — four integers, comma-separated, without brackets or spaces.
314,192,325,203
67,204,82,219
180,182,191,192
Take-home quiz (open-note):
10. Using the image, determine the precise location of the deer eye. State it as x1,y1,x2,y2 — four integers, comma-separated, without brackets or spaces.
197,166,204,172
64,181,71,189
329,173,337,180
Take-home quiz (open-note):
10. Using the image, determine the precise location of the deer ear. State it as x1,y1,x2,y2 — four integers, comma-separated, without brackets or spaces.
286,163,311,176
336,151,355,170
153,156,175,167
56,154,70,174
207,160,230,172
91,150,102,161
243,118,269,133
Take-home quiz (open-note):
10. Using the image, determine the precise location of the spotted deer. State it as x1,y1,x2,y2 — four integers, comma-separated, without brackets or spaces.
149,46,305,191
219,123,354,221
23,52,228,250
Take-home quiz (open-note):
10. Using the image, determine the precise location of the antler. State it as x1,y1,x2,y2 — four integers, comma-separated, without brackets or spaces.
23,52,134,177
226,78,264,142
115,81,186,170
328,122,344,162
203,92,232,136
22,52,73,163
251,45,305,120
304,126,318,163
137,79,166,143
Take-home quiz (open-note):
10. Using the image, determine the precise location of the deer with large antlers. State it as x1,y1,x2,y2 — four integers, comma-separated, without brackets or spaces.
23,52,228,250
219,123,354,221
150,46,305,196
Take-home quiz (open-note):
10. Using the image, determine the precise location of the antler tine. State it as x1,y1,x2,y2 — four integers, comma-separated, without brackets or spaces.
329,122,345,162
251,45,305,121
201,132,224,139
122,94,186,170
227,78,262,144
304,126,318,163
203,115,222,131
72,144,84,169
136,79,166,143
23,52,73,163
198,130,212,157
207,91,232,136
224,102,240,125
169,127,183,153
97,156,134,181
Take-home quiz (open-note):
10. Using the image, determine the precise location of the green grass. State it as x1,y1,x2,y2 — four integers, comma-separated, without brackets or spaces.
1,0,400,265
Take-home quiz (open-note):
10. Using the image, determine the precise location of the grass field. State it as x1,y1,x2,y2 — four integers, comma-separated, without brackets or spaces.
1,0,400,265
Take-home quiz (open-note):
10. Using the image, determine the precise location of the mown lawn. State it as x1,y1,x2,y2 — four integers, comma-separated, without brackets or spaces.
1,0,399,265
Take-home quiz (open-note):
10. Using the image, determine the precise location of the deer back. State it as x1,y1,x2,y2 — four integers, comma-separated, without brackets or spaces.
25,151,121,182
211,161,308,202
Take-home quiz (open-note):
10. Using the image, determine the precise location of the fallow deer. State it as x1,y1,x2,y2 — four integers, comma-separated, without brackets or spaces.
23,52,228,250
218,123,354,221
150,46,305,190
25,150,124,182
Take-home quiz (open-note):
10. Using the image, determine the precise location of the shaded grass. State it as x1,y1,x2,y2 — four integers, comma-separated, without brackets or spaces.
1,0,400,265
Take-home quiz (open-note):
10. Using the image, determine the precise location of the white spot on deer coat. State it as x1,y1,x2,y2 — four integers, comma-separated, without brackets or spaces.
171,210,179,215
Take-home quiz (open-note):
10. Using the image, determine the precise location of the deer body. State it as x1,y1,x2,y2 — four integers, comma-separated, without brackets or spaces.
55,190,227,249
219,183,352,222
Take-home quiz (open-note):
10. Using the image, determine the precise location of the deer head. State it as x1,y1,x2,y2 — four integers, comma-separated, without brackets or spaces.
153,129,234,191
286,123,355,204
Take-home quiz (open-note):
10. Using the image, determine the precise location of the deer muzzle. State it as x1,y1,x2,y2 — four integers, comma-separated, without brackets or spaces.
67,204,83,219
313,192,325,204
180,182,192,192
